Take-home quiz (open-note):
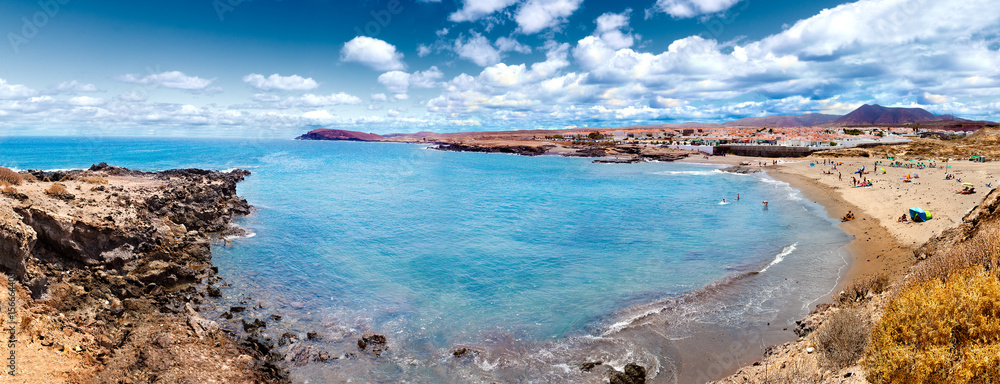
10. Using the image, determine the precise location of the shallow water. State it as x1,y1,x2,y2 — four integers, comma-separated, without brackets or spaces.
0,136,851,382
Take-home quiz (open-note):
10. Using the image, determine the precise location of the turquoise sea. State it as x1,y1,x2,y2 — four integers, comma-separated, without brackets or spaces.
0,136,851,383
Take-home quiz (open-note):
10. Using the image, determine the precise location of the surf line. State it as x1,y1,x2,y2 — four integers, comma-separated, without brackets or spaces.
759,243,797,273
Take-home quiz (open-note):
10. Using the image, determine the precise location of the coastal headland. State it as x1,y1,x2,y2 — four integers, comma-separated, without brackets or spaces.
0,163,288,383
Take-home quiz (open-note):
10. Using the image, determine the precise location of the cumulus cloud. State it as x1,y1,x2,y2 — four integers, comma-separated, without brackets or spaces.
378,71,412,95
919,92,949,105
378,67,444,96
286,93,363,107
340,36,406,71
514,0,582,34
595,10,635,49
118,91,148,102
67,96,106,106
243,73,319,91
449,0,519,22
115,71,217,92
454,33,502,67
495,36,532,54
650,0,743,19
417,44,433,57
55,80,101,93
0,79,37,99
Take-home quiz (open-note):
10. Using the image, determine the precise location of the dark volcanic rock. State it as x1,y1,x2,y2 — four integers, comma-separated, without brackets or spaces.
286,343,329,366
435,143,552,156
720,166,761,174
357,332,388,357
581,361,603,372
452,347,478,358
608,363,646,384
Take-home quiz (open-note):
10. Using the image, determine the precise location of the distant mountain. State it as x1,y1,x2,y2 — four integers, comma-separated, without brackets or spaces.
296,129,385,141
832,104,938,125
724,113,840,127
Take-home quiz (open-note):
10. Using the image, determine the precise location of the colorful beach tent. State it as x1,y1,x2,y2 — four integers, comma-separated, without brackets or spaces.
909,207,932,222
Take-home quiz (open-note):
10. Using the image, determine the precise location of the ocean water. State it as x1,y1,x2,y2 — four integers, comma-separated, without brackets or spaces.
0,136,851,383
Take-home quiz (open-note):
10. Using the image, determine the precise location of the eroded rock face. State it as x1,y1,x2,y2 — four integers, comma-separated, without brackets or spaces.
15,207,141,266
0,204,36,278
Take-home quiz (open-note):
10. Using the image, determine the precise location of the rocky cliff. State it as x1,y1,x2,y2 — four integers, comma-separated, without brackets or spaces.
0,163,285,383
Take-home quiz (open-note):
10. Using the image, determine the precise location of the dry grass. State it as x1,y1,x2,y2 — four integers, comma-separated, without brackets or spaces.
45,183,69,196
20,172,38,183
835,273,889,305
910,220,1000,284
0,166,23,186
78,176,108,184
864,266,1000,383
815,307,871,370
2,185,17,194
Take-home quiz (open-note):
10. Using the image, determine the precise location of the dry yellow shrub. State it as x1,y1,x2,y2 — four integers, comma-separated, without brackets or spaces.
78,176,109,184
0,166,23,186
816,307,871,369
45,183,69,196
865,267,1000,383
911,220,1000,283
20,172,37,183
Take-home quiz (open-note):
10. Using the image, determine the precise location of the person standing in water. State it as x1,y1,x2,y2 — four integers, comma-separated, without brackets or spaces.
762,200,768,209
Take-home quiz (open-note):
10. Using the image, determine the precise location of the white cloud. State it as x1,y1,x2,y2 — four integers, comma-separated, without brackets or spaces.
115,71,216,91
417,44,433,57
118,91,148,102
243,73,319,91
371,93,389,102
919,92,949,105
340,36,406,71
302,110,336,121
595,10,635,49
291,93,363,107
454,33,502,67
514,0,582,34
67,96,106,106
0,79,37,100
650,0,743,19
378,67,444,95
495,36,532,54
378,71,412,94
449,0,519,22
55,80,100,93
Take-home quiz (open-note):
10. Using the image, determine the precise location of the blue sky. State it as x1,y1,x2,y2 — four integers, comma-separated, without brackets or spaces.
1,0,998,136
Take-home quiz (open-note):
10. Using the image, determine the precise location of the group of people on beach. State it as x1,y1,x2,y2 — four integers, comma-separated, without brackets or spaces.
880,160,936,169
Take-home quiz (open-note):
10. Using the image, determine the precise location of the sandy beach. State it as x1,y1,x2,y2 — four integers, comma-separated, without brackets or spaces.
675,154,999,382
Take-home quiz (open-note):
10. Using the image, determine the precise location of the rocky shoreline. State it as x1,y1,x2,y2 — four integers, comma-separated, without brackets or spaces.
0,163,287,382
433,142,692,162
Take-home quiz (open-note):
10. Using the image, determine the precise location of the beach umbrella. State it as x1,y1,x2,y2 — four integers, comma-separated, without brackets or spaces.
909,207,930,222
